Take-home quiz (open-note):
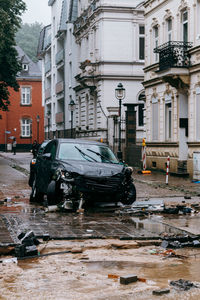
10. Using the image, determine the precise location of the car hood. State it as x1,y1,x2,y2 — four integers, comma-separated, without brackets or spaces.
59,160,125,177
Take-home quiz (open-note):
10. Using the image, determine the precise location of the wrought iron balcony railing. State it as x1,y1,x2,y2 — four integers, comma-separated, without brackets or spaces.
154,41,192,71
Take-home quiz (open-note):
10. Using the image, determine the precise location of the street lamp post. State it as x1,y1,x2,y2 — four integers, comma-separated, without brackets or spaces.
115,83,125,161
36,115,40,143
47,111,51,139
68,99,76,138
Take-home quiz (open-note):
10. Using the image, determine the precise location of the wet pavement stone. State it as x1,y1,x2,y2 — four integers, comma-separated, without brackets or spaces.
0,209,161,245
0,215,17,245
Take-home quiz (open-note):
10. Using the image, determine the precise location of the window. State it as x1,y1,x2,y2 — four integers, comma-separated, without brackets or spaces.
152,97,158,141
165,103,172,140
22,64,28,71
154,26,159,62
21,119,31,137
139,25,145,60
167,19,172,41
21,87,31,105
86,94,89,129
138,92,145,127
182,10,188,42
78,97,82,128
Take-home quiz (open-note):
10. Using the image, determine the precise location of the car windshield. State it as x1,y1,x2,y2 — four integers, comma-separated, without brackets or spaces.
58,143,119,163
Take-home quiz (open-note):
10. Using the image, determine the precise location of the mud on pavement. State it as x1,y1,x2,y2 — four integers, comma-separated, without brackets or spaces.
1,154,200,299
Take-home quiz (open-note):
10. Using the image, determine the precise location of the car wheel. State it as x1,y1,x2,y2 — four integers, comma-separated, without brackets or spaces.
121,182,136,205
30,176,44,203
47,180,60,205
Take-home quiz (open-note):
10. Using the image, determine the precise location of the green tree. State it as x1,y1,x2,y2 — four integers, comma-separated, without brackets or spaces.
0,0,26,110
15,22,43,63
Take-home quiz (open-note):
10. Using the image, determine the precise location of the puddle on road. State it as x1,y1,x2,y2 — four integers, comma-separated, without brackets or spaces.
125,215,192,236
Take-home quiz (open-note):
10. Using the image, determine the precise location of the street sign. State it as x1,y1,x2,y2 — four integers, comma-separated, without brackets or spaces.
5,131,11,134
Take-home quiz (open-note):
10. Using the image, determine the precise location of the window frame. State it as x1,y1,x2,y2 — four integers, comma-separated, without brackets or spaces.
21,87,31,105
139,25,145,60
182,10,188,42
167,18,172,41
21,119,31,137
154,26,159,62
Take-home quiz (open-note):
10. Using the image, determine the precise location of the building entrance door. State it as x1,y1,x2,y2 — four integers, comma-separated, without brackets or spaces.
179,93,188,161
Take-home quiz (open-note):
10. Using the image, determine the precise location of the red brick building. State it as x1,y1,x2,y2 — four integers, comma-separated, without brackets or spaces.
0,46,44,151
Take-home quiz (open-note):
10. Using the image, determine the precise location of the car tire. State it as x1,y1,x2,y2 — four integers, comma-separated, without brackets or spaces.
47,180,57,205
30,176,43,203
121,182,136,205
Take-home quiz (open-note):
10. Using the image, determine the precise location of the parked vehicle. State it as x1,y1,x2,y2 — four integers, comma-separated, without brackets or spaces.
30,139,136,208
28,140,50,187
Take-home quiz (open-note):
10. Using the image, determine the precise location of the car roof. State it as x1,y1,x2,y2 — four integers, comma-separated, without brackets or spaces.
53,138,108,147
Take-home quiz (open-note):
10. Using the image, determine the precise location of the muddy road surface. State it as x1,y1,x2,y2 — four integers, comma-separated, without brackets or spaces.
1,155,200,299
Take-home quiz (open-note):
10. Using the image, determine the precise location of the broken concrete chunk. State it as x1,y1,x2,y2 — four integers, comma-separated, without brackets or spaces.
43,234,50,241
120,275,138,285
170,279,197,291
25,245,38,257
15,244,26,258
152,289,170,295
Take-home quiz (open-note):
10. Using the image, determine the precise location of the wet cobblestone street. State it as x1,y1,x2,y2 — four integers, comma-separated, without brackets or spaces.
1,154,200,299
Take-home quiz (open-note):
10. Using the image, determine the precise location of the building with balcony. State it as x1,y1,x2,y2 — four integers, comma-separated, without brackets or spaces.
143,0,200,176
38,0,78,139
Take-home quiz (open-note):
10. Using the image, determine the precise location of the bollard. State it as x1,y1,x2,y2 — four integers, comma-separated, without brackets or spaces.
166,156,170,185
142,138,146,171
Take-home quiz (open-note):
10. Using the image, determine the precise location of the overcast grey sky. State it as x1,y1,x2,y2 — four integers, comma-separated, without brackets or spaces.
22,0,51,25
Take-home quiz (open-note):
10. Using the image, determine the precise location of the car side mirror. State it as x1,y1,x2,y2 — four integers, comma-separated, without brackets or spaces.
42,153,52,159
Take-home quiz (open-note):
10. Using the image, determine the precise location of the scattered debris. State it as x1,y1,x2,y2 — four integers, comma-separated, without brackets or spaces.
170,279,198,291
149,248,187,259
1,257,18,264
108,274,119,279
138,277,146,282
161,236,200,249
120,275,138,285
71,248,83,253
45,205,59,212
152,288,170,296
15,231,40,258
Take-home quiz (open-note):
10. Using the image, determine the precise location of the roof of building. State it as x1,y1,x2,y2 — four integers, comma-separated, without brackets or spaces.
15,46,41,80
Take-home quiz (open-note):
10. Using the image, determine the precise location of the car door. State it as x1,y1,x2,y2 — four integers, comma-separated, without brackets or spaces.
37,140,58,193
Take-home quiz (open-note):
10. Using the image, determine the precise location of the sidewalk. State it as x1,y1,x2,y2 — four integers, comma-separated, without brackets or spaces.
133,168,200,196
0,151,32,173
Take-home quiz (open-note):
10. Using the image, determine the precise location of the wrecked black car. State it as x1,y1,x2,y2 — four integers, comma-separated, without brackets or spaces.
30,139,136,208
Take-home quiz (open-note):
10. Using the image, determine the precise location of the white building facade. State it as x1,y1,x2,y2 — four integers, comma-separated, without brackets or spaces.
143,0,200,176
38,0,78,139
74,0,145,155
38,0,145,162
